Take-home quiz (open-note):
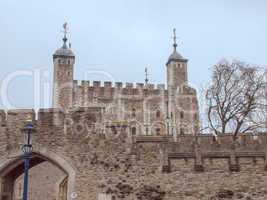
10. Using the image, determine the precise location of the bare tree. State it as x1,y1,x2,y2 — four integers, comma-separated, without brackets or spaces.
205,60,266,140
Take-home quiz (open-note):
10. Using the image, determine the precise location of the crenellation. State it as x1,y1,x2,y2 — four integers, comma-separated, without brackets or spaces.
72,80,168,100
81,80,89,86
115,82,123,88
146,83,155,89
93,81,101,87
136,83,144,88
104,81,112,87
126,82,133,88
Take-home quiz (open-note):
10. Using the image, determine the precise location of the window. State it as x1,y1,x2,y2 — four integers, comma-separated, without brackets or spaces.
156,128,160,136
131,127,136,136
145,127,149,135
180,111,184,119
58,59,61,64
68,60,71,65
131,108,136,118
180,128,184,135
156,110,160,118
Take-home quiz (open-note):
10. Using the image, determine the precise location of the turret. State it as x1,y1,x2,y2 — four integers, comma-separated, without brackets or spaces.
166,28,188,90
166,29,188,136
52,23,75,110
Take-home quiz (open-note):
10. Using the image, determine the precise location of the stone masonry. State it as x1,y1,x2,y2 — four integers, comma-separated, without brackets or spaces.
0,109,266,200
52,26,199,137
0,26,266,200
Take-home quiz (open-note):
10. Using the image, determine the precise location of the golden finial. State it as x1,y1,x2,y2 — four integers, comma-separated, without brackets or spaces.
26,114,32,123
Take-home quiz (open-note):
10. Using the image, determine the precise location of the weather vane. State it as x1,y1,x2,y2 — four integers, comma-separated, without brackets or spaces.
172,28,177,50
61,22,70,46
63,22,69,37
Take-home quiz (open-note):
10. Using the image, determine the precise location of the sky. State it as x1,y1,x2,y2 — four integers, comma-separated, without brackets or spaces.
0,0,266,110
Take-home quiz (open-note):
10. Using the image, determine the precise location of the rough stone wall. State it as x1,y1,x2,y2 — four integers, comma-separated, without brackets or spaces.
0,109,266,200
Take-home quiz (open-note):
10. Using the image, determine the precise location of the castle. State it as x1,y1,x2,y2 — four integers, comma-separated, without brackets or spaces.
52,25,199,137
0,25,266,200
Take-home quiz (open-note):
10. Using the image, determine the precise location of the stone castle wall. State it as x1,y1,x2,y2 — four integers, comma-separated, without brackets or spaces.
72,80,199,136
0,108,266,200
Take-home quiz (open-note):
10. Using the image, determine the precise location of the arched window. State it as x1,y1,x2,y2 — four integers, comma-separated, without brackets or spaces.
58,59,61,64
180,128,184,135
131,108,136,118
180,111,184,119
131,127,136,135
156,128,160,136
156,110,161,118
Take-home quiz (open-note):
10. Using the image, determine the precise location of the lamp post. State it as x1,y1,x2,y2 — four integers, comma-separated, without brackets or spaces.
21,118,34,200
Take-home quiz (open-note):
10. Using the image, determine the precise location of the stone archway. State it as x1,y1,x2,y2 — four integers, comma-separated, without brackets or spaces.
0,148,76,200
151,121,166,136
57,176,68,200
129,120,143,136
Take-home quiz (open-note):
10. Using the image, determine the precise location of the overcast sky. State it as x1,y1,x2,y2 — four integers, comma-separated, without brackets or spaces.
0,0,266,110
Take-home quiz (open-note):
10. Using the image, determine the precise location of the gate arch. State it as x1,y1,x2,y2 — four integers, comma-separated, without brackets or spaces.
0,147,76,200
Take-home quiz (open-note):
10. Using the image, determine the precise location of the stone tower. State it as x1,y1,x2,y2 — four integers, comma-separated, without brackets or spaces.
52,23,75,110
166,29,188,135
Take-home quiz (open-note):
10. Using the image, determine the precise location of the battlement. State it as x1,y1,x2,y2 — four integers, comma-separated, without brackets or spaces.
135,134,267,150
1,108,266,150
72,80,169,106
0,107,106,129
73,80,166,90
134,134,267,173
